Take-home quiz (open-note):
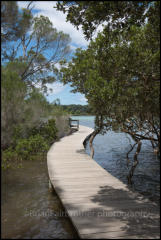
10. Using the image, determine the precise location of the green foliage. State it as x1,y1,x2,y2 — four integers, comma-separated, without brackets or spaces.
1,63,54,149
1,65,27,148
61,104,93,115
49,99,70,116
2,118,58,169
52,105,69,116
56,1,157,40
2,64,27,98
1,1,33,61
24,88,51,125
58,2,160,148
2,148,22,170
3,61,27,77
15,134,49,160
1,1,19,42
28,119,58,145
2,4,71,89
1,2,72,170
12,125,24,147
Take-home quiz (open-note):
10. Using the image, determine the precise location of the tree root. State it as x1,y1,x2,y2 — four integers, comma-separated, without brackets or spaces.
126,142,137,167
127,140,142,185
151,140,160,156
83,129,101,158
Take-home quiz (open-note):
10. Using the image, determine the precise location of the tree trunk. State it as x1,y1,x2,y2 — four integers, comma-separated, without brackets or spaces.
127,140,142,184
89,129,100,158
126,142,137,167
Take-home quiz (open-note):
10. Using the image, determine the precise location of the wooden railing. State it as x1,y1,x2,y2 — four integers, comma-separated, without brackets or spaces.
69,118,79,130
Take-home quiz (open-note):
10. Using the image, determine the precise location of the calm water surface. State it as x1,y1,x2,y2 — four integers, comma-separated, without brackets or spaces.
2,115,160,239
72,116,160,205
1,159,78,239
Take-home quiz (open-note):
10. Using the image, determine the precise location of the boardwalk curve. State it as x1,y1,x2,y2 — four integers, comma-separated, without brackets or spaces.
47,125,160,239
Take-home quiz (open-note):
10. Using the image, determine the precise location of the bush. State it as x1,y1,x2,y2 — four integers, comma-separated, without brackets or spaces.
2,119,59,169
15,134,49,160
2,148,22,169
54,115,70,138
28,119,58,145
11,125,24,147
1,67,27,149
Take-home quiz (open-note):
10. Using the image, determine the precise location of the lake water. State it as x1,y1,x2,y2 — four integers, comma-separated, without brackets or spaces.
1,158,78,239
2,115,160,239
71,115,160,205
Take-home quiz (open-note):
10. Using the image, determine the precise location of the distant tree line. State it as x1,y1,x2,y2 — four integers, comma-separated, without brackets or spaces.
61,104,94,115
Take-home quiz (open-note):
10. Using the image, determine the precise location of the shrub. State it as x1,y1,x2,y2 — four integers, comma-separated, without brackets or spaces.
15,134,49,160
54,115,70,138
2,119,58,169
40,119,58,144
1,67,27,149
2,148,22,169
27,119,58,145
11,125,24,147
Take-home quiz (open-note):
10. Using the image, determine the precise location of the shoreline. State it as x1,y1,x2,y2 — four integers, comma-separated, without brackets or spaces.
47,125,160,239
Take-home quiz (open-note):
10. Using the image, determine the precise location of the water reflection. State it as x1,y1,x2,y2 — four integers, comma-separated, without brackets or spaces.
72,116,160,205
1,159,78,239
2,116,160,238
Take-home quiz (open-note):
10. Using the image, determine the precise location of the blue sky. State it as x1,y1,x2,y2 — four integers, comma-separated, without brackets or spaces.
17,1,92,105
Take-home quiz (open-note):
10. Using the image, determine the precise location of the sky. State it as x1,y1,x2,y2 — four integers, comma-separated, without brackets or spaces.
17,1,90,105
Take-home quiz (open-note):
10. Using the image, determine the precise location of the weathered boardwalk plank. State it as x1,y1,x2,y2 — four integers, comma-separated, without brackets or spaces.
47,125,160,239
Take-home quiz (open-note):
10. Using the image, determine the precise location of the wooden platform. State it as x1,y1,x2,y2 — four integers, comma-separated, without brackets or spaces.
47,125,160,239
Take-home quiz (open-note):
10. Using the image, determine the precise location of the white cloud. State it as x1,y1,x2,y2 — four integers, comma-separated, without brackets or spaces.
70,44,78,51
18,1,89,48
30,80,65,96
79,96,88,104
17,1,30,8
54,62,61,70
46,82,65,95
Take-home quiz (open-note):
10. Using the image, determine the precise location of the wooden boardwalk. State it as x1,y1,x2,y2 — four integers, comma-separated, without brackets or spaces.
47,125,160,239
